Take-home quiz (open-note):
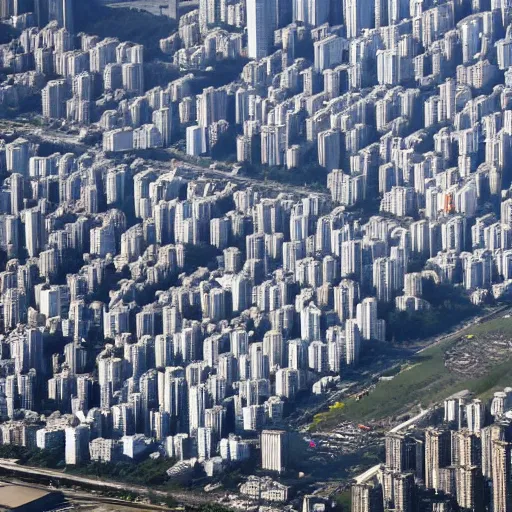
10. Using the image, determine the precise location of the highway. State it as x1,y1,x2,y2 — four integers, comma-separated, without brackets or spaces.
0,120,330,199
0,477,180,511
387,407,432,434
165,157,331,198
0,121,91,153
353,464,381,485
0,459,211,508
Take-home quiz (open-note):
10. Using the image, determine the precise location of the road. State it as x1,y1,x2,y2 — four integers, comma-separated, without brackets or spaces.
0,477,179,511
0,459,211,508
0,120,330,199
0,121,91,154
290,304,512,431
353,464,381,485
415,304,512,354
387,407,432,434
166,157,331,198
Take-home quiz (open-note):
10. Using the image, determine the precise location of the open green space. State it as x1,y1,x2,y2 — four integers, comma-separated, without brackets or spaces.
333,489,352,512
383,281,480,343
312,315,512,430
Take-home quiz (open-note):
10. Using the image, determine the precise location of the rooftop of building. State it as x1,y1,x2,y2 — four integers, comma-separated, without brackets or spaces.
0,484,53,509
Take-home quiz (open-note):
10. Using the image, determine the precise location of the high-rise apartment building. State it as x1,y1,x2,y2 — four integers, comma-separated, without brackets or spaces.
261,429,288,473
247,0,275,60
492,440,512,512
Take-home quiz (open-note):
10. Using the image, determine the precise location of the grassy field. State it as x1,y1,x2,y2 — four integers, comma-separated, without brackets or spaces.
312,315,512,429
333,489,352,512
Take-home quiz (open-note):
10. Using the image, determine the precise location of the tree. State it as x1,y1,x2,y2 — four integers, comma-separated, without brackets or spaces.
384,282,478,343
183,243,221,273
74,1,177,60
0,23,20,44
210,126,237,161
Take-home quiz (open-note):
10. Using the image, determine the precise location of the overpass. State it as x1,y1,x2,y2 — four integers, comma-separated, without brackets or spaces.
0,459,212,508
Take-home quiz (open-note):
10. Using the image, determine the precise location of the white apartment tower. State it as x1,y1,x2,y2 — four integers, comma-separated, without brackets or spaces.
261,429,289,473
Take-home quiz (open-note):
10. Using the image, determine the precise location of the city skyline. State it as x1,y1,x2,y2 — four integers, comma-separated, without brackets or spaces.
1,0,512,511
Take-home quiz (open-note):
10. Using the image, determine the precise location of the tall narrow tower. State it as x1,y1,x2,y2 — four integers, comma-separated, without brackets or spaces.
247,0,275,60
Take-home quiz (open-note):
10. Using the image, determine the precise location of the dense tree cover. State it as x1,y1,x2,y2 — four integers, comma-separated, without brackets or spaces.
74,1,177,60
0,249,8,273
295,33,314,61
0,446,177,488
134,271,180,307
86,262,128,304
0,444,63,468
37,141,75,158
266,163,329,190
0,23,20,44
210,125,238,161
71,457,175,486
239,160,330,190
0,445,180,505
144,61,181,90
0,94,41,119
234,142,331,189
189,58,250,94
215,195,236,217
43,330,68,359
53,248,85,285
384,281,479,343
207,22,243,34
0,70,10,84
183,243,222,273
